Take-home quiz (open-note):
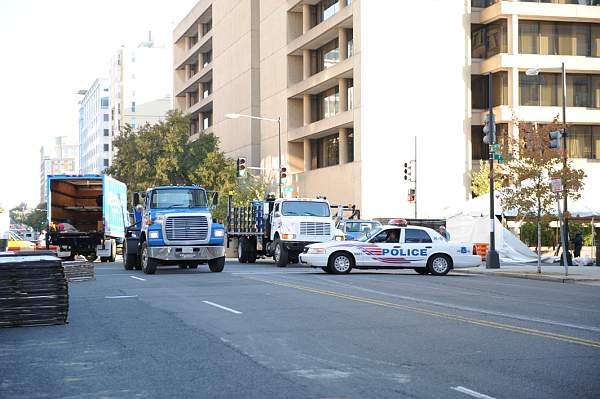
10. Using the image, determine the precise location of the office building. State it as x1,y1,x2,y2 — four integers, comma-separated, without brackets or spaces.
40,137,78,204
79,78,111,174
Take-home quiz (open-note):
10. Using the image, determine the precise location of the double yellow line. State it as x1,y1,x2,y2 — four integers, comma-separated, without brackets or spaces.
248,277,600,349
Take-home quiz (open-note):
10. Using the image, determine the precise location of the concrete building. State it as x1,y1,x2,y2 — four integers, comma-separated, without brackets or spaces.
40,137,78,204
109,35,172,136
79,78,111,174
174,0,600,219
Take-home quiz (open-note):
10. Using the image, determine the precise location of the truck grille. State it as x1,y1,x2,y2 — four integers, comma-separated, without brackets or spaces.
165,216,209,241
300,222,331,236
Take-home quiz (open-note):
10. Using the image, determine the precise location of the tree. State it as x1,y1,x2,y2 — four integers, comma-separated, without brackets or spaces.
107,110,268,220
498,118,585,273
9,202,28,225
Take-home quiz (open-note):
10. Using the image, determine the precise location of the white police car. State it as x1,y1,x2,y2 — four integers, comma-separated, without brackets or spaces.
299,225,481,275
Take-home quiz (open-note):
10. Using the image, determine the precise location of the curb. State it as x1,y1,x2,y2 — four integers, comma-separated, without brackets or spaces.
457,269,600,284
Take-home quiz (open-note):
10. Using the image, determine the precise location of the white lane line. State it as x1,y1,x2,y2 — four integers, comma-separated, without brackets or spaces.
129,275,146,281
105,295,138,299
451,386,496,399
202,301,242,314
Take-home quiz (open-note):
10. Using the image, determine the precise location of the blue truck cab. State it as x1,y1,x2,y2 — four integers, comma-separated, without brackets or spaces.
123,185,225,274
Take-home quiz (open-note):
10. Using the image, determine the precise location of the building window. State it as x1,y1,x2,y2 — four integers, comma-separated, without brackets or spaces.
347,79,354,110
311,133,339,169
203,81,212,98
520,21,600,57
104,159,109,167
520,73,600,108
317,0,339,24
202,50,212,67
131,101,136,112
103,144,109,152
101,97,109,108
315,86,339,120
103,129,109,136
471,20,508,59
471,72,509,109
347,29,354,57
472,124,508,160
347,129,354,162
311,39,339,74
103,114,109,122
568,125,600,160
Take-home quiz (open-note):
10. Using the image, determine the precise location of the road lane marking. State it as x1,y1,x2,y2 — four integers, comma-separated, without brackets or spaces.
129,276,146,281
202,301,242,314
306,276,600,334
105,295,138,299
246,277,600,349
451,386,496,399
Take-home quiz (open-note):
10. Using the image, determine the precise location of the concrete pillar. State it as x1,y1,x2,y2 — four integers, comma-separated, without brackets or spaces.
339,78,348,113
338,28,348,60
508,14,519,55
303,139,311,171
303,94,312,126
185,92,191,108
303,49,311,80
198,23,203,39
184,64,191,79
302,4,311,34
509,67,519,108
339,128,348,164
184,36,190,49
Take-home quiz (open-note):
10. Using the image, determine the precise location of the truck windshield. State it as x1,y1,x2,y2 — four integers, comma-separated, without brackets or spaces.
281,201,330,217
150,189,208,209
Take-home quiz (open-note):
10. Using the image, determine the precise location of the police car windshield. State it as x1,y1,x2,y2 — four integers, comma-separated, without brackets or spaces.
281,201,330,217
357,227,382,242
150,189,208,209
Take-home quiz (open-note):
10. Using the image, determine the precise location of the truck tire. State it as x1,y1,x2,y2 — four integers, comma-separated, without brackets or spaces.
208,256,225,272
238,238,249,263
123,240,137,270
108,239,117,263
248,237,257,264
141,242,158,274
85,255,98,262
273,238,288,267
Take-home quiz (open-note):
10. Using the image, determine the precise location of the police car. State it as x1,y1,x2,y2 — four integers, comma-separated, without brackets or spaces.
299,225,482,275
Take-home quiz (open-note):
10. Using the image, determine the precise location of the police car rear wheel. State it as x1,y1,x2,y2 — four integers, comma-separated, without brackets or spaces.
329,253,353,274
428,255,451,276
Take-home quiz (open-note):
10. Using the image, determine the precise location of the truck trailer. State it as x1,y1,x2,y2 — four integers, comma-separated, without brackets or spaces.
47,174,128,262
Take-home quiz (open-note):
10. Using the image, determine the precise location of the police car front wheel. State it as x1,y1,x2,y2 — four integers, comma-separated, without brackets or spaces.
427,254,451,276
328,252,353,274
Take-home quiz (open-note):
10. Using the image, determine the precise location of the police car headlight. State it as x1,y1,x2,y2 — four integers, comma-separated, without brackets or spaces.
149,231,159,239
307,247,326,254
213,229,224,238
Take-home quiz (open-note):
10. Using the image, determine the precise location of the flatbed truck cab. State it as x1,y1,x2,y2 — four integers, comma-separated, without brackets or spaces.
125,185,225,274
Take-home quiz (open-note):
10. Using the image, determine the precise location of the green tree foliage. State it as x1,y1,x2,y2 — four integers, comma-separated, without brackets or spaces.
471,160,490,198
498,118,586,272
9,203,28,225
107,110,267,220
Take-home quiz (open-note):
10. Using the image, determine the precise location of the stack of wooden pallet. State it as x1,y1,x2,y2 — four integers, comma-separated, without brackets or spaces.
0,254,69,327
62,261,95,282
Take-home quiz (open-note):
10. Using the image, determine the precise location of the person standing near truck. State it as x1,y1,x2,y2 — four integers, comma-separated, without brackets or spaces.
572,230,583,259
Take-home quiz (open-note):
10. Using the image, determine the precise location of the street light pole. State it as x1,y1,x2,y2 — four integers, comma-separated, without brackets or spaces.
487,72,500,269
277,117,282,198
561,62,571,265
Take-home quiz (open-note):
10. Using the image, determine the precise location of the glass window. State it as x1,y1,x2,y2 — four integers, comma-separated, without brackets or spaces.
592,25,600,57
519,21,539,54
347,129,354,163
520,73,542,106
103,159,109,167
316,86,339,120
487,20,508,57
312,39,339,74
347,79,354,110
103,144,109,151
281,201,330,217
103,114,109,122
471,24,486,59
539,22,558,55
370,229,401,244
568,75,591,107
569,126,592,159
404,229,433,244
320,0,339,22
100,97,109,108
472,73,508,109
150,189,208,209
311,133,339,169
347,29,354,57
471,125,488,160
131,101,136,112
104,129,109,136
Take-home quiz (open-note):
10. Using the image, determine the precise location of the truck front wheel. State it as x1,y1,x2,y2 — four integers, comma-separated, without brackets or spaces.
208,257,225,272
108,239,117,263
273,238,288,267
141,242,158,274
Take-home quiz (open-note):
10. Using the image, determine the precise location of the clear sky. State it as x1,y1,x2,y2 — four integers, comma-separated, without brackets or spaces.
0,0,197,210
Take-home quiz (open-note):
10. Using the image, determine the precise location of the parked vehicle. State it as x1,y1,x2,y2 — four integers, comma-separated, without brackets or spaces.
227,196,343,267
337,219,382,240
7,231,36,251
46,174,128,262
300,224,482,275
123,185,225,274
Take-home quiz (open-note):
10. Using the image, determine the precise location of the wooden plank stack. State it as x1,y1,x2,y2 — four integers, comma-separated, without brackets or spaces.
0,254,69,327
62,261,95,282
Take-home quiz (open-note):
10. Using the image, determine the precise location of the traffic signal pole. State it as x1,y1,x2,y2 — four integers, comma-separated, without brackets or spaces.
487,72,500,269
560,62,571,266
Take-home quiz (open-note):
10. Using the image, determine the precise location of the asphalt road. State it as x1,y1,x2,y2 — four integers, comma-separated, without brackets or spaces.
2,259,600,399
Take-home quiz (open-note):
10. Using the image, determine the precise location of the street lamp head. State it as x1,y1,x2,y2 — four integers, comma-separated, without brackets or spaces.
225,113,241,119
525,68,540,76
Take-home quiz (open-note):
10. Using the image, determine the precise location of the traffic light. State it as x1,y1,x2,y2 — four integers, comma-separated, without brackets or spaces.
483,113,496,145
549,128,567,149
236,157,247,177
408,189,416,203
280,166,287,183
403,162,413,181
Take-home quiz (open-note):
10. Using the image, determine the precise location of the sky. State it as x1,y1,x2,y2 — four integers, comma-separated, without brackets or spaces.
0,0,197,210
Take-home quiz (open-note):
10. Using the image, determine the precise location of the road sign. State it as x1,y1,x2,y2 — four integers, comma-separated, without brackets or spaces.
551,177,563,193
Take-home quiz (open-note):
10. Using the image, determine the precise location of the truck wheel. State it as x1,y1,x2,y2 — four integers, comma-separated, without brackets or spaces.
208,257,225,272
328,252,354,274
248,237,257,264
85,255,97,262
141,242,158,274
108,239,117,262
273,238,288,267
189,264,198,269
427,254,452,276
238,238,249,263
123,240,137,270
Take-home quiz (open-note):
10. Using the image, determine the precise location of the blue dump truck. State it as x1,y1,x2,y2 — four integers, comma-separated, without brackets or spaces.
47,174,128,261
123,185,225,274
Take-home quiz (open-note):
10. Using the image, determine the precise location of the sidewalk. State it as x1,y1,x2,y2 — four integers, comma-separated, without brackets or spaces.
457,263,600,285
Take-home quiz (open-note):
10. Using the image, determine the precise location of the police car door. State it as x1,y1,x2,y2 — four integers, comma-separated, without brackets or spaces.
366,228,402,267
401,228,433,267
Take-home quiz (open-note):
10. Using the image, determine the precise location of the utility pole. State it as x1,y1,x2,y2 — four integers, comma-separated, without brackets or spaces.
486,72,500,269
560,62,571,266
414,136,417,219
